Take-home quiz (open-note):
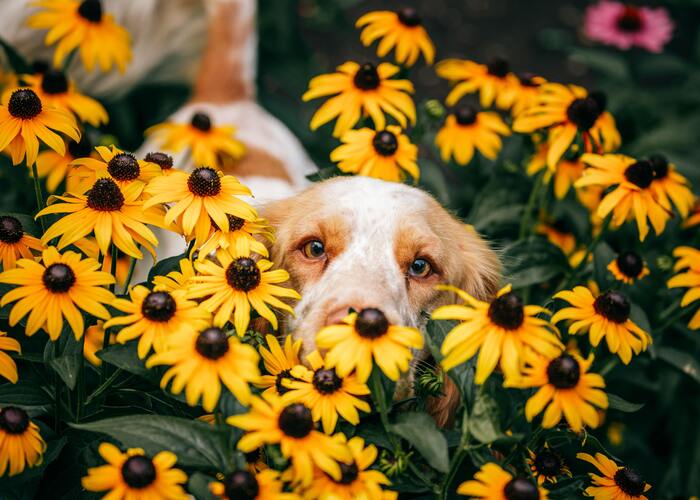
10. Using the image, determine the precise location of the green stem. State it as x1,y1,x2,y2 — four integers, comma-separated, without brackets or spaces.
31,163,46,233
655,306,690,335
53,340,60,431
85,368,122,405
442,397,471,499
599,357,618,377
75,336,85,422
519,171,545,240
122,255,138,294
369,370,397,446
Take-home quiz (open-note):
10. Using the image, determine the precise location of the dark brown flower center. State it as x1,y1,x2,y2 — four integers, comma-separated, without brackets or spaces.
487,57,510,78
32,60,49,74
108,153,140,181
77,0,103,23
42,263,76,293
313,368,343,394
355,308,389,339
624,160,654,189
353,63,381,91
187,167,221,197
594,291,631,323
534,450,562,476
275,369,293,395
488,292,524,330
616,6,643,32
588,90,607,112
649,154,669,180
224,470,260,500
616,251,643,278
0,216,24,244
504,477,540,500
195,327,229,360
0,406,30,434
278,403,314,438
225,258,261,292
566,97,601,132
518,72,539,87
144,152,173,170
614,467,645,496
546,354,580,389
227,214,245,231
121,455,156,489
40,69,69,94
397,7,421,26
190,112,212,132
68,135,92,158
337,461,359,484
372,131,398,156
455,104,477,125
8,89,42,119
86,178,125,211
141,291,176,322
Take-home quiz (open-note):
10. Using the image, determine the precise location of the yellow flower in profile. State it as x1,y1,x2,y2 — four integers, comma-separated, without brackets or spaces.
0,247,114,340
34,135,93,193
551,286,651,364
435,104,510,165
303,61,415,137
0,332,20,383
193,214,272,259
647,154,695,219
577,453,651,500
433,285,562,384
152,258,196,293
142,151,176,175
283,350,371,434
457,462,548,499
188,248,300,336
436,57,520,109
71,145,161,193
146,111,245,169
81,443,188,499
38,177,164,259
146,325,260,411
104,285,211,359
28,0,132,73
330,125,419,182
356,8,434,67
685,199,700,228
316,308,423,383
668,246,700,329
577,154,669,241
83,320,115,367
511,73,547,117
209,469,298,500
257,334,303,396
0,215,43,270
0,88,80,166
0,406,47,476
527,445,572,486
526,142,585,200
227,394,352,487
607,251,649,284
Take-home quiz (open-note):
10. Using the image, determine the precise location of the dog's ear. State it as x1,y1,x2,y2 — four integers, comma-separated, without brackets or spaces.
258,195,298,268
453,223,501,301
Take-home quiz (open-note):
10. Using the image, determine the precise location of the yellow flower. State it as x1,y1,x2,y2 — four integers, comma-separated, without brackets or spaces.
81,443,188,499
71,145,161,194
526,142,585,200
227,394,352,487
28,0,132,73
435,104,511,165
647,154,695,219
152,258,195,293
535,217,577,256
551,286,651,364
146,111,245,169
0,215,43,270
303,61,415,137
511,73,547,117
33,135,94,193
142,151,176,175
576,154,670,241
188,248,300,336
0,88,80,166
436,57,520,109
0,406,47,476
83,320,115,367
192,215,273,260
607,251,649,284
283,350,371,434
74,236,131,288
209,469,299,500
0,247,114,340
356,8,434,67
667,246,700,329
256,334,303,397
0,332,20,383
104,285,211,359
330,125,419,181
527,445,572,485
457,462,548,499
684,198,700,228
577,452,651,500
315,308,423,383
433,285,562,384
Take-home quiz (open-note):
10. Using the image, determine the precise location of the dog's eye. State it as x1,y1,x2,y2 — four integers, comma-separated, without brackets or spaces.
409,258,432,278
302,240,326,259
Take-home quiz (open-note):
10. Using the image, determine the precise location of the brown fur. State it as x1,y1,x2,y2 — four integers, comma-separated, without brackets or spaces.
219,146,292,182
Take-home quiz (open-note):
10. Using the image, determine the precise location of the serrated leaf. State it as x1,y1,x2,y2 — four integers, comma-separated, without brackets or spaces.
607,393,644,413
389,412,449,473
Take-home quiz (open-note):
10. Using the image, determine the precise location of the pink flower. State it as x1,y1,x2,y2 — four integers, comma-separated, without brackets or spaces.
584,1,674,53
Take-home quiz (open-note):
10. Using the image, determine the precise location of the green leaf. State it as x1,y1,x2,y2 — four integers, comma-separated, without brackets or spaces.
593,241,616,287
97,342,150,376
425,319,475,407
187,473,219,500
147,253,187,283
502,237,569,288
658,346,700,384
467,176,527,233
72,414,231,470
0,38,32,74
388,412,449,473
0,382,52,414
46,332,83,391
569,49,629,80
417,159,450,206
468,392,503,444
607,393,644,413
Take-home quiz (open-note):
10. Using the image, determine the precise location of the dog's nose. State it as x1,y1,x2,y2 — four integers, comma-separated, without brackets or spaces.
325,306,360,326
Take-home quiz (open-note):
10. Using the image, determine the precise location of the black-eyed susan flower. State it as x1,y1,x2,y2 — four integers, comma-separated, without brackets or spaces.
356,8,435,67
536,217,577,256
668,246,700,330
28,0,132,73
527,445,572,485
34,134,93,193
74,236,131,287
0,247,114,340
104,285,211,359
283,350,371,434
0,215,43,270
0,332,20,383
209,469,297,500
193,214,272,259
608,251,649,284
513,85,620,169
647,154,695,219
83,320,115,366
146,325,260,410
506,351,608,432
143,151,175,175
315,308,423,383
227,394,352,487
527,142,585,200
71,145,161,193
433,285,562,384
511,73,547,117
551,286,651,364
436,57,520,109
301,435,396,500
330,125,419,181
38,177,164,259
188,248,300,336
303,61,415,137
0,88,80,166
81,443,188,499
577,154,670,241
684,198,700,228
257,334,303,396
457,462,548,499
0,406,46,476
435,104,511,165
577,453,651,500
152,258,195,293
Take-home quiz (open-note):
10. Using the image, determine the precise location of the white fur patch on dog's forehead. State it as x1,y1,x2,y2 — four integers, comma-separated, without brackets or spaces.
317,176,431,213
